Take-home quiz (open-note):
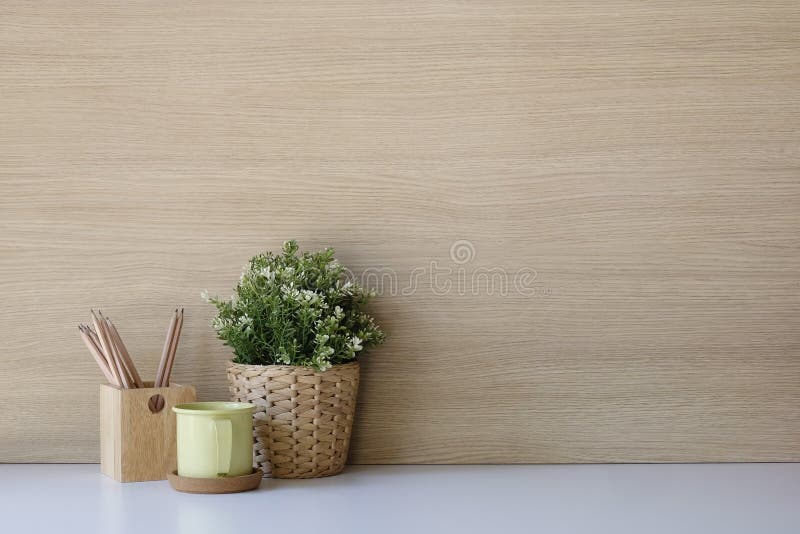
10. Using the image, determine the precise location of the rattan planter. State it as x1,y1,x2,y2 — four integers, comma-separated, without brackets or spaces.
227,361,360,479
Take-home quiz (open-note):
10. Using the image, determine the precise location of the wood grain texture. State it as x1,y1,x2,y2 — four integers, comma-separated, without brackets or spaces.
100,383,195,482
1,1,799,463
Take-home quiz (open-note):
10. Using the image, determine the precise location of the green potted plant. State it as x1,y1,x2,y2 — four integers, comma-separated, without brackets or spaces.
203,240,385,478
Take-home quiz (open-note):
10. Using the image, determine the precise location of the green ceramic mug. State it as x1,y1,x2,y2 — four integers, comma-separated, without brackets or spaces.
173,402,255,478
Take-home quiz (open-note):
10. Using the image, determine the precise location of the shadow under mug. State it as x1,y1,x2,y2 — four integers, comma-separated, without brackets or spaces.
173,402,255,478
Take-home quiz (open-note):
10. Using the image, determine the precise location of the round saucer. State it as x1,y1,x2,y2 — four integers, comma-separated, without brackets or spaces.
167,469,263,494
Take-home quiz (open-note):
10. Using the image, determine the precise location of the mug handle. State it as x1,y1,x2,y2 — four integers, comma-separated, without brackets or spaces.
213,418,233,476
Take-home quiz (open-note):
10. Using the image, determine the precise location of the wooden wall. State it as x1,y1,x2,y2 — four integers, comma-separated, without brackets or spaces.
1,1,799,463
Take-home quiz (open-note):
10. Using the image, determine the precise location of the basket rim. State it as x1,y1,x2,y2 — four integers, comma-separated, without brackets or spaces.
227,360,359,371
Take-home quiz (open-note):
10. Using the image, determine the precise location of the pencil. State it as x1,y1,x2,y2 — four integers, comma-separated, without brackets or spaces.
162,308,184,387
84,325,115,379
95,310,130,388
155,309,178,387
106,317,144,388
79,325,117,385
91,310,124,387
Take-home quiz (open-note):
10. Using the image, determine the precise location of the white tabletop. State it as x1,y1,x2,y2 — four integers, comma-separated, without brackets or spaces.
1,463,798,533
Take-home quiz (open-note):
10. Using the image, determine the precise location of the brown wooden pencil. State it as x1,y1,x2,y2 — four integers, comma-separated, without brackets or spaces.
98,311,131,388
95,310,130,388
91,310,124,387
162,308,184,387
104,321,132,387
155,309,178,387
84,325,114,376
86,324,120,386
106,317,144,388
79,325,117,385
84,325,128,386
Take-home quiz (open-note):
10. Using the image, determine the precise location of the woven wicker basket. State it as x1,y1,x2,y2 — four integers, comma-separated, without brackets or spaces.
227,361,360,479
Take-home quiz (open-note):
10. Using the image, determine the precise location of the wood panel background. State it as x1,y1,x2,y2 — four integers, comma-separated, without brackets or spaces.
1,1,799,463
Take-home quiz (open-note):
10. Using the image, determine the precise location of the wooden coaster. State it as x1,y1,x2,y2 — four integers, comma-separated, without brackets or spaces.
167,469,263,494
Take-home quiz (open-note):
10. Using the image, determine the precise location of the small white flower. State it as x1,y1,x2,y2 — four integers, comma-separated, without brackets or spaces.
299,289,321,303
281,285,300,299
334,305,343,317
351,335,363,352
259,267,275,281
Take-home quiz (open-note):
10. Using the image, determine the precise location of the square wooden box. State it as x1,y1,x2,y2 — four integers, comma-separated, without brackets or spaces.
100,382,196,482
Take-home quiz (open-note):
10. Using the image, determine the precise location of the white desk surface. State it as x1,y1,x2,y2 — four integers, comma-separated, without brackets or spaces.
1,463,797,533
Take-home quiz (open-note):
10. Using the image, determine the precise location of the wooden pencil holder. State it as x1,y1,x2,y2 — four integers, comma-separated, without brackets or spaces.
100,382,196,482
